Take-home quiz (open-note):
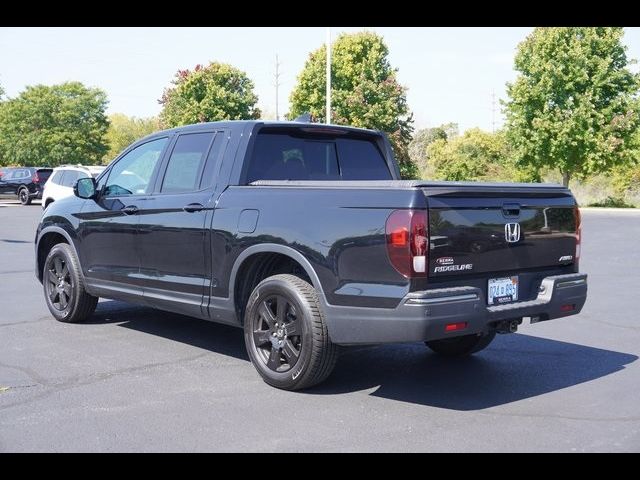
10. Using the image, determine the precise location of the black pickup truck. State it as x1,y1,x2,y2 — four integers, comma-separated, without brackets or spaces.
35,121,587,390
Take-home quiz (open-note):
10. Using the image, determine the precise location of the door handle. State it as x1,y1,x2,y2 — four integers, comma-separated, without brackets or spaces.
183,203,204,213
121,205,139,215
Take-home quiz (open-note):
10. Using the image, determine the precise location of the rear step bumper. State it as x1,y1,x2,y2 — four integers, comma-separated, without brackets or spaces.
323,273,587,345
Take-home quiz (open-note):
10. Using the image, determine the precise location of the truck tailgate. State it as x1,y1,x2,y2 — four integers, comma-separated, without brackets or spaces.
423,183,578,278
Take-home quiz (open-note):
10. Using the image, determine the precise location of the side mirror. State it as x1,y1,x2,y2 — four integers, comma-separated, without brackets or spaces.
74,177,97,199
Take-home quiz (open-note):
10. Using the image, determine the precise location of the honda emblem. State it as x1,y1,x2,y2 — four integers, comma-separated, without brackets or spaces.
505,223,521,243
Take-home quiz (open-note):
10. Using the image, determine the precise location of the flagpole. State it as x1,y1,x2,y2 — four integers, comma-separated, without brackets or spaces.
326,27,331,124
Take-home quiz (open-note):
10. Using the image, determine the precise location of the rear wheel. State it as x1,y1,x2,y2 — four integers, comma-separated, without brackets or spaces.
425,331,496,357
19,187,31,205
43,243,98,323
244,274,338,390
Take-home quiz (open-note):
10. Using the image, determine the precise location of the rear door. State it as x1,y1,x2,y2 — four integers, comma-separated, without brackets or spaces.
0,169,16,193
136,130,227,317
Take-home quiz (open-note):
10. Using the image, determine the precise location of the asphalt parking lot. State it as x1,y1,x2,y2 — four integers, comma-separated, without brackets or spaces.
0,199,639,452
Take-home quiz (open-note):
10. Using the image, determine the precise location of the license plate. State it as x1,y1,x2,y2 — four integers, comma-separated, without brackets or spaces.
488,276,519,305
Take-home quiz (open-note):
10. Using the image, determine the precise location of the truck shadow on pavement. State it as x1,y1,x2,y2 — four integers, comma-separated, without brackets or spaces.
318,336,637,410
91,301,637,411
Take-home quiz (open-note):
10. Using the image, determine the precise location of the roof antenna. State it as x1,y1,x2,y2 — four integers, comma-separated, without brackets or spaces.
294,113,313,123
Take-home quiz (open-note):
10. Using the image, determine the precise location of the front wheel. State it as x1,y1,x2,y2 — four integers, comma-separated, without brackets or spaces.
244,274,338,391
43,243,98,323
425,331,496,357
19,187,32,205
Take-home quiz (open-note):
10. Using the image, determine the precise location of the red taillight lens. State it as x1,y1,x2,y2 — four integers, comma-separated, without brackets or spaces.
574,206,581,267
385,209,428,278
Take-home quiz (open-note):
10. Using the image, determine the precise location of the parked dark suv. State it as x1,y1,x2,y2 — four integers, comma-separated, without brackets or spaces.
0,167,53,205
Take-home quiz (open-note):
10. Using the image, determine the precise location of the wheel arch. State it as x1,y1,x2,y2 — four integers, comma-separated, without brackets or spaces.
229,244,325,325
36,226,80,283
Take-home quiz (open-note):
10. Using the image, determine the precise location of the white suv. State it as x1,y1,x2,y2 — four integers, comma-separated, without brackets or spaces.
42,165,106,209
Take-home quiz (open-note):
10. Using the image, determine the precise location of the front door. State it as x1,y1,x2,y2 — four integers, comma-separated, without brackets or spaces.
77,137,169,298
136,131,224,318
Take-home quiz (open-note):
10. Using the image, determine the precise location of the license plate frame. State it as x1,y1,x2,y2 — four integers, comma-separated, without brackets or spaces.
487,276,519,305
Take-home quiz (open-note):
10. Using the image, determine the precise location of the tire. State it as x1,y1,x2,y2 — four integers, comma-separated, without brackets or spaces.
19,187,32,205
425,331,496,357
243,274,338,391
43,243,98,323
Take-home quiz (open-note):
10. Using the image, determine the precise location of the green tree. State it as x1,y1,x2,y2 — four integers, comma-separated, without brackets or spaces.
409,123,459,173
504,27,640,187
427,128,540,182
104,113,160,162
0,82,109,167
159,62,260,128
289,31,417,178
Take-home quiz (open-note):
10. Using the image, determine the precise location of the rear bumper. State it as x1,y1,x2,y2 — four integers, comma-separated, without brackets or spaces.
323,273,587,345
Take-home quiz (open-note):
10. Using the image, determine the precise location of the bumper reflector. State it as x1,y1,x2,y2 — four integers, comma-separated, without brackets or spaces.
560,304,575,312
445,322,468,332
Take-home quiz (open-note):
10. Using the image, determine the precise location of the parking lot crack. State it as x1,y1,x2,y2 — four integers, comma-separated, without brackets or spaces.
0,352,211,411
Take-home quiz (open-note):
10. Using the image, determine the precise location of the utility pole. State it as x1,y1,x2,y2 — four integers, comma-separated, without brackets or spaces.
275,54,282,121
326,28,331,124
491,90,496,133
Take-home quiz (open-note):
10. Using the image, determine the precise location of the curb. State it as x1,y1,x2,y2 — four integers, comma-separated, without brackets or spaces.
580,207,640,213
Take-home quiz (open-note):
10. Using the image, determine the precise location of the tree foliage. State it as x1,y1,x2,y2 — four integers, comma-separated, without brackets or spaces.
159,62,260,128
409,123,459,172
504,27,640,186
0,82,109,167
289,31,417,178
104,113,160,162
427,128,540,183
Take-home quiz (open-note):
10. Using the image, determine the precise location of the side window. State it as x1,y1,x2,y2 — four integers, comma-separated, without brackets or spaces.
50,171,64,185
160,132,214,193
13,169,28,179
104,137,168,196
199,132,226,189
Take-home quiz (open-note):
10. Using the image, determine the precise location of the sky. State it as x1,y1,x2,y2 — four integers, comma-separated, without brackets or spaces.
1,27,640,133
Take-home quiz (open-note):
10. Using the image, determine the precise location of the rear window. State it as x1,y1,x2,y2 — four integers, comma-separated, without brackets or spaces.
246,130,391,183
37,169,52,182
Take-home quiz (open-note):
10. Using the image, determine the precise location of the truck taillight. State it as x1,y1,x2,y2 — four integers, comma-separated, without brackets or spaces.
575,206,581,267
385,209,428,278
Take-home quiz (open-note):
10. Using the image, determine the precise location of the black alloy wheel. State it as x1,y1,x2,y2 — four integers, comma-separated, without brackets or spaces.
243,274,338,390
42,243,98,323
19,188,31,205
251,294,302,373
45,255,73,311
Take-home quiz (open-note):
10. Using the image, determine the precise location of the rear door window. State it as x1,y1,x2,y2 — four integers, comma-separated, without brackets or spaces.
160,132,214,193
50,171,64,185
